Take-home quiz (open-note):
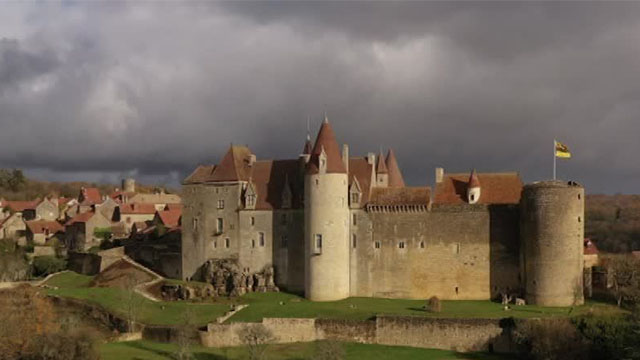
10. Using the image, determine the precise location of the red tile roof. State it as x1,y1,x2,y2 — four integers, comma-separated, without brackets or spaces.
79,187,102,205
209,145,254,182
164,203,183,211
184,165,217,184
433,172,522,205
118,203,157,215
157,209,182,228
369,187,431,206
65,211,97,225
250,159,303,210
584,239,599,255
25,220,64,235
385,149,405,187
2,200,40,212
307,119,346,174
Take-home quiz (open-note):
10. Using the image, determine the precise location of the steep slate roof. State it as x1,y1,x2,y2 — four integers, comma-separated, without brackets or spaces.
433,172,523,205
157,209,182,228
348,157,373,204
209,145,254,182
118,203,157,215
307,119,347,175
368,187,431,206
184,165,217,184
385,149,405,187
25,220,64,235
250,159,302,210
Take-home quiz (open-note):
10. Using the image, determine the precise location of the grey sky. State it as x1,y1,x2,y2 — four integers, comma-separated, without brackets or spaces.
0,2,638,193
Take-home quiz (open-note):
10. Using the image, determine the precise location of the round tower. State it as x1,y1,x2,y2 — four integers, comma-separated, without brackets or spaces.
521,180,584,306
122,178,136,193
304,117,350,301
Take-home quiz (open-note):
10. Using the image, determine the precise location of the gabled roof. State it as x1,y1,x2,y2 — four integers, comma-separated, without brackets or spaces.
183,165,217,184
65,211,98,225
118,203,157,215
156,209,182,228
433,172,523,205
368,187,431,206
79,187,102,205
348,157,373,205
209,145,254,182
307,119,346,175
376,151,388,174
385,149,405,187
2,200,40,212
164,203,183,211
25,220,64,235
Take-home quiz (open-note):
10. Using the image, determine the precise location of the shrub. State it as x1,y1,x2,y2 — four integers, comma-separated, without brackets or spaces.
426,296,441,313
32,256,67,277
313,340,345,360
513,318,588,360
574,314,640,360
237,324,275,360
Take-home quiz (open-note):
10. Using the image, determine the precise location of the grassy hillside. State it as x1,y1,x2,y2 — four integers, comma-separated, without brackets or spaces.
586,194,640,253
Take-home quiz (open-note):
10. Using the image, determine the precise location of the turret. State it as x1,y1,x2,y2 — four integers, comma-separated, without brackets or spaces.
385,149,405,187
122,178,136,193
304,116,350,301
521,180,584,306
467,170,480,204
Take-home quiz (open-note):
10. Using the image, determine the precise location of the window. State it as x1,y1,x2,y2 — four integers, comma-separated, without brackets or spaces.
193,218,199,231
282,235,288,248
374,241,381,249
230,223,234,230
470,194,475,201
281,214,287,225
213,240,217,249
246,194,256,207
455,243,461,254
315,179,319,186
420,241,425,249
352,234,357,248
259,232,265,247
352,214,357,226
216,218,224,233
217,199,224,209
398,241,405,249
251,239,256,248
250,216,255,226
225,238,230,248
320,159,326,168
578,216,581,223
350,193,359,204
314,234,323,254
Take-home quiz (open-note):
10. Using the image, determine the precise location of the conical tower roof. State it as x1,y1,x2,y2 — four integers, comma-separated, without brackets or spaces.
307,117,346,174
385,149,405,187
302,134,313,155
376,150,388,174
468,169,480,188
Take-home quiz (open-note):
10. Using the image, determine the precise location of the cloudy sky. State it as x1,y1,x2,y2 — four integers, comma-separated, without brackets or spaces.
1,2,639,193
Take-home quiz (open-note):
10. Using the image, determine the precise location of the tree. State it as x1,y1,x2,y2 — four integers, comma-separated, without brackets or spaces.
237,324,275,360
175,307,197,360
121,273,143,332
313,341,345,360
607,255,640,308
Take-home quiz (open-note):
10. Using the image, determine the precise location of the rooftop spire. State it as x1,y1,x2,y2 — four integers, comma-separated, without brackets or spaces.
385,148,405,187
307,117,346,174
468,169,480,188
376,149,388,174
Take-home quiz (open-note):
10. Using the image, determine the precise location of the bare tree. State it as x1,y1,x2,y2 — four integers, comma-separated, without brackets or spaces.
607,255,640,307
174,307,197,360
237,324,275,360
121,273,143,331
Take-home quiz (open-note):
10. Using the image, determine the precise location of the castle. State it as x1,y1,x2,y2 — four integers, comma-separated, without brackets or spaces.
182,118,584,306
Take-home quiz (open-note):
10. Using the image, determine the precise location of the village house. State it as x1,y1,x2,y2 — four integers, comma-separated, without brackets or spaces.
22,197,59,221
113,203,158,232
25,219,65,249
64,210,112,251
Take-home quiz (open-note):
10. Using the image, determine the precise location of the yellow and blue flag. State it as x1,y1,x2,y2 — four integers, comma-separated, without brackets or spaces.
555,140,571,158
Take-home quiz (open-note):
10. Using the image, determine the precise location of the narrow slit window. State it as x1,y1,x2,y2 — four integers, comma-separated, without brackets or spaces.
352,234,357,248
225,238,230,248
259,232,265,247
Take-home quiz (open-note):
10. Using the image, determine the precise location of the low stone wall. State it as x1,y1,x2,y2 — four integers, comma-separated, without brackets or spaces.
198,316,517,353
67,252,101,275
97,247,125,272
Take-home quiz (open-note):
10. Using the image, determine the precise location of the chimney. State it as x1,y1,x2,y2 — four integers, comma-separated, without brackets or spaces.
367,152,376,166
342,144,349,174
435,167,444,183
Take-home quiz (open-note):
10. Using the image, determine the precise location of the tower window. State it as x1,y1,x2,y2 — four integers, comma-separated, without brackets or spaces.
250,216,255,226
578,216,581,223
225,238,230,248
352,234,357,248
259,232,265,247
315,179,319,186
213,240,217,249
352,214,357,226
456,243,461,254
251,239,255,248
374,241,381,249
216,218,224,233
398,241,405,249
193,218,199,231
470,194,475,201
313,234,323,254
246,194,256,207
420,241,425,249
217,199,224,209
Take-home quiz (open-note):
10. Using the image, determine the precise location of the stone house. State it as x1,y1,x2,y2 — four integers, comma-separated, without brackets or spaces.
25,220,64,246
22,197,59,221
127,192,182,211
113,203,158,232
64,210,112,251
0,213,27,244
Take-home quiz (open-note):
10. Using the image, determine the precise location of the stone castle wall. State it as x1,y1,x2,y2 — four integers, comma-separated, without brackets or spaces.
199,316,515,353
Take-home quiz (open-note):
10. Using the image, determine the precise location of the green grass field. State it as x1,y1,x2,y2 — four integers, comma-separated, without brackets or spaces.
100,340,512,360
44,272,230,326
227,291,624,323
44,272,624,326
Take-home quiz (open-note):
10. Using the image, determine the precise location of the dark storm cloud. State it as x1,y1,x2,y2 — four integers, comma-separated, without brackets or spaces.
0,2,639,193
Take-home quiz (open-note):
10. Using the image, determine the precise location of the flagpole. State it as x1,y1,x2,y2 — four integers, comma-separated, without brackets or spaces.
553,139,556,180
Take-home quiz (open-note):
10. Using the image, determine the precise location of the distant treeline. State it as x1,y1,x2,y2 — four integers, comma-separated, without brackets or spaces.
586,194,640,253
0,168,179,201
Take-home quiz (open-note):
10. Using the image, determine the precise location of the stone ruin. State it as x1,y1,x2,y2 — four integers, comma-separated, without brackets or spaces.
160,259,279,301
